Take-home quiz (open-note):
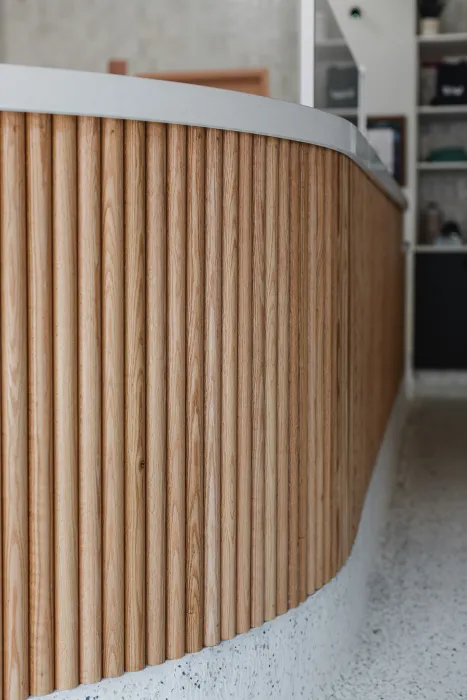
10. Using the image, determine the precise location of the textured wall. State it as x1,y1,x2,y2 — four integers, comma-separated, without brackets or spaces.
3,0,299,101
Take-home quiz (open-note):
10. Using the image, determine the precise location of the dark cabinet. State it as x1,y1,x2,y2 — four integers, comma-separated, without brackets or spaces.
415,252,467,370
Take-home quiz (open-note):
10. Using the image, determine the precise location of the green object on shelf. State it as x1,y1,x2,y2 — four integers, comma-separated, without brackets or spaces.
427,147,467,162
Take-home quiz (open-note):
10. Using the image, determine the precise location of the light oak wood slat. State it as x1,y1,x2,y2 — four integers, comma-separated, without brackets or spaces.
264,136,279,622
251,134,266,628
276,139,290,615
306,145,318,595
322,149,333,585
338,156,350,569
236,132,253,634
186,126,205,653
288,140,300,609
1,112,28,700
204,128,222,647
77,116,102,684
167,124,187,660
27,113,54,696
146,122,167,665
298,143,308,603
125,120,146,671
52,114,79,690
102,118,125,679
314,147,326,591
221,130,239,640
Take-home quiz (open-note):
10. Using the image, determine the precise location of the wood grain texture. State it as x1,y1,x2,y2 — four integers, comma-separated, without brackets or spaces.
52,114,79,690
221,130,239,640
314,148,326,592
167,123,187,660
204,129,222,647
186,126,205,653
102,118,125,679
306,145,318,595
26,113,54,697
276,139,290,615
251,134,266,628
329,151,339,579
125,120,146,672
288,141,300,609
236,132,253,635
298,144,308,603
146,122,168,666
1,112,29,700
264,136,279,622
77,115,102,685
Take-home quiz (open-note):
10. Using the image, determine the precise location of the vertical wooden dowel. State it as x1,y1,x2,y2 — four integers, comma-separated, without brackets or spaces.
236,133,253,635
338,156,350,570
306,146,318,596
125,120,146,671
77,116,102,684
264,136,279,622
204,129,222,647
186,126,205,653
298,144,308,603
330,152,339,579
323,150,333,585
167,123,187,660
53,114,79,690
276,139,290,615
146,122,167,666
27,113,54,696
251,134,266,628
1,112,28,700
221,130,238,640
102,118,125,678
314,148,326,591
288,141,300,609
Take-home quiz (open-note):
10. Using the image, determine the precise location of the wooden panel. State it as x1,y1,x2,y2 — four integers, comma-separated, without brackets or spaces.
306,145,318,596
204,129,222,647
264,136,279,622
221,130,239,640
2,112,28,700
102,117,125,679
146,121,167,665
251,134,266,628
52,114,79,690
125,120,146,671
236,132,253,635
288,140,300,610
314,147,326,592
137,67,269,97
276,139,290,615
298,143,309,603
167,124,187,660
186,126,205,653
27,113,54,696
78,116,102,684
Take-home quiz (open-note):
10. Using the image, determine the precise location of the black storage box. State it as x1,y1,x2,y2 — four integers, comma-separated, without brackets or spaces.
433,59,467,105
326,65,358,108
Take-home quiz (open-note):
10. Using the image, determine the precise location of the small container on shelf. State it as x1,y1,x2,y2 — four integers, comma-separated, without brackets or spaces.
420,201,443,244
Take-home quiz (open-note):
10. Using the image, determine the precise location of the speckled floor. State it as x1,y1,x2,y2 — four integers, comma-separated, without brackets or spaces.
329,399,467,700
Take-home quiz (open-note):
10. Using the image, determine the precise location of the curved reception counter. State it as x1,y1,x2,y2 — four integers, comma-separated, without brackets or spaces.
0,64,405,699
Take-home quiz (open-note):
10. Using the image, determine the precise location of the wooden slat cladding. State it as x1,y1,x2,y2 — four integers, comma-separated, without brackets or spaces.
0,113,405,698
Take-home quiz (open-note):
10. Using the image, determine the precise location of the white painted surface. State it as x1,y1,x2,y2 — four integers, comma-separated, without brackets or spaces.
41,390,407,700
300,0,316,107
0,63,405,206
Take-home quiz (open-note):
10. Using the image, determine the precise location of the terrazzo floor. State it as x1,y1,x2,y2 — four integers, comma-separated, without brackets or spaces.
329,399,467,700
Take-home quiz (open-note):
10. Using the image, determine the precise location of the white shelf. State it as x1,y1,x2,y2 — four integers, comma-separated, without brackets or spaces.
414,245,467,253
418,32,467,60
418,105,467,119
418,161,467,171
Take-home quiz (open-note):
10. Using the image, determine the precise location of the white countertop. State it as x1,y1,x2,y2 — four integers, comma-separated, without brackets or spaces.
0,63,406,208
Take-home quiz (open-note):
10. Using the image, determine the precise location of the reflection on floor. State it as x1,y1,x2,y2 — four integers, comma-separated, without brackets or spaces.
330,399,467,700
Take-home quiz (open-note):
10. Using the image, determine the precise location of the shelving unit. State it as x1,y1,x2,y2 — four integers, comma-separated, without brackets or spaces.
315,38,350,62
418,105,467,119
418,32,467,60
414,244,467,252
417,161,467,170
